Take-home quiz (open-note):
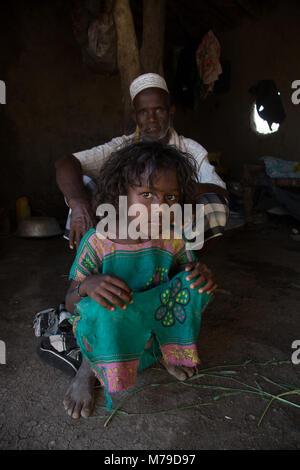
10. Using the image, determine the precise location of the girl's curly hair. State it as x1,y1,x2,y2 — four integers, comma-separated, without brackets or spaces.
94,141,200,212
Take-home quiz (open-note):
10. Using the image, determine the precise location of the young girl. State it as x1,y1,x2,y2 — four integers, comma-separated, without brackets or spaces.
63,141,217,419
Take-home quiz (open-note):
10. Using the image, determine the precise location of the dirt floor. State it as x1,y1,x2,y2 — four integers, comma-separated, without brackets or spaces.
1,218,300,451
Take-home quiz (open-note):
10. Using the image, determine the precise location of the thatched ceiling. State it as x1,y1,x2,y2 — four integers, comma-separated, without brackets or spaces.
131,0,278,45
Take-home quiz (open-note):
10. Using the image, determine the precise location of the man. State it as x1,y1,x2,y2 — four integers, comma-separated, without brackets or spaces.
55,73,228,251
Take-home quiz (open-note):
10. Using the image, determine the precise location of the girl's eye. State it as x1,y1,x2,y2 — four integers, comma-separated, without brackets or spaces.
142,192,153,199
166,195,177,201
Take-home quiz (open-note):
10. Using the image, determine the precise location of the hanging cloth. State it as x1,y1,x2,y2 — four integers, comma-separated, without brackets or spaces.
196,30,222,99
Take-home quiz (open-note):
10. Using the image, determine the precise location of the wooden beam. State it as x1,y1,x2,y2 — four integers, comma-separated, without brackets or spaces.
140,0,166,75
167,0,210,39
113,0,141,131
235,0,260,18
204,1,238,28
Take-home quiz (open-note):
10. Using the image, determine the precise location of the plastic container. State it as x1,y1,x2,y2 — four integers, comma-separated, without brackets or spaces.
16,196,31,223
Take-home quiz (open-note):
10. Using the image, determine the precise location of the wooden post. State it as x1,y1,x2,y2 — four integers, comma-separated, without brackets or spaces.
140,0,166,75
113,0,141,131
113,0,166,131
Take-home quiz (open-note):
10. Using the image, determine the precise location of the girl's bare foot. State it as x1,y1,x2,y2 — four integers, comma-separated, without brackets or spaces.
63,356,96,419
159,358,198,381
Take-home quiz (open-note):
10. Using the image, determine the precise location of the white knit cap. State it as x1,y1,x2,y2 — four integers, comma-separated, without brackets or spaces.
129,73,169,102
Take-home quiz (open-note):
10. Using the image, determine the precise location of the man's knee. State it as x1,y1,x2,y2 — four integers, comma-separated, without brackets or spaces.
197,193,229,239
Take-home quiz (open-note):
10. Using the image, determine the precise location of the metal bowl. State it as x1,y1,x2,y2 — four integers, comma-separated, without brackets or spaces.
17,216,63,238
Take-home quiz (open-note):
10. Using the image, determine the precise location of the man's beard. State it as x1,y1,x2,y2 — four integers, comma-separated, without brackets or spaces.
140,126,171,144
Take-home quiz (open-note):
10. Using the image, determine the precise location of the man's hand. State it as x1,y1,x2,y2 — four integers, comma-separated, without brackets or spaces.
79,274,133,311
69,199,96,250
184,262,217,294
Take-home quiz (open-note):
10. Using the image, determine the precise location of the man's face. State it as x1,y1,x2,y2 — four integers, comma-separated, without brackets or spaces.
132,88,175,143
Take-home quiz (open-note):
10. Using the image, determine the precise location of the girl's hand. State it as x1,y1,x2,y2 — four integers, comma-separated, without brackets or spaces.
184,262,217,295
80,274,133,311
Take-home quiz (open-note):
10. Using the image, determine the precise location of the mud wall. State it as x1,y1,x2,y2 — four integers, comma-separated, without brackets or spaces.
1,0,299,222
174,0,300,179
0,0,123,222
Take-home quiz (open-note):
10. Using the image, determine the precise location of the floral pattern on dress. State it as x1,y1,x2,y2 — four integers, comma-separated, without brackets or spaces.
155,277,190,327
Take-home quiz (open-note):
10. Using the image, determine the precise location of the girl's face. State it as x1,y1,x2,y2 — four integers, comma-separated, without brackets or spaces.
126,167,180,235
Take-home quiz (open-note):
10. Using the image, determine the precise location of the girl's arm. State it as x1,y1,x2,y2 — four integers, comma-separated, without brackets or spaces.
66,274,133,314
67,229,133,313
66,280,84,314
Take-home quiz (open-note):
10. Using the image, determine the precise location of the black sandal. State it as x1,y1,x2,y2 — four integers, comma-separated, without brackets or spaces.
36,332,82,377
34,303,81,376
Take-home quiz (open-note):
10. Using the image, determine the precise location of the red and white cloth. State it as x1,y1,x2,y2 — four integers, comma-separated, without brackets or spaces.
196,30,222,91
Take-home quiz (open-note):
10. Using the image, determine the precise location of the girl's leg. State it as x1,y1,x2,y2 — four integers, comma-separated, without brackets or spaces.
152,273,212,381
63,355,96,419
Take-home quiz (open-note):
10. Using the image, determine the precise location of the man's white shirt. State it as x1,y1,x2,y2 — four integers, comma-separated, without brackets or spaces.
73,129,226,189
